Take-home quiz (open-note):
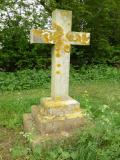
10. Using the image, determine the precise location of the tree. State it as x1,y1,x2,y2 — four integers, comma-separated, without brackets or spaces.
0,0,49,71
0,0,120,71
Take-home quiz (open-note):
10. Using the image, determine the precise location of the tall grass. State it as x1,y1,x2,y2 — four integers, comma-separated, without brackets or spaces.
0,65,120,160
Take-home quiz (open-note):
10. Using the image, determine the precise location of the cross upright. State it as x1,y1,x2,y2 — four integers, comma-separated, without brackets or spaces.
31,9,90,100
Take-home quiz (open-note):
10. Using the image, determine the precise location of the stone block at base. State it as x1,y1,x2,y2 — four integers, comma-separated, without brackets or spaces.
40,97,80,116
23,97,86,148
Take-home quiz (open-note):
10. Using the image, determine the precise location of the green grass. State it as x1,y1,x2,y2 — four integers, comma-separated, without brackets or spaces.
0,65,120,160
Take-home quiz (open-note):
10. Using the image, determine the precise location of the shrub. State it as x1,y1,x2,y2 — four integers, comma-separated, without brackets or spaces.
0,65,120,91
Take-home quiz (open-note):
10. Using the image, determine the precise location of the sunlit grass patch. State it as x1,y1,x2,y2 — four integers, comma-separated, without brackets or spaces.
0,65,120,160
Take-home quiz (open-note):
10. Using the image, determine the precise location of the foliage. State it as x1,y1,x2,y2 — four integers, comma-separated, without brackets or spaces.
0,69,51,91
0,0,120,71
0,75,120,159
0,65,119,91
71,64,120,83
0,0,50,71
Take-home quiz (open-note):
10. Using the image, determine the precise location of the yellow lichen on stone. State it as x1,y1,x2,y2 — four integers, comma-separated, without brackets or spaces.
64,44,71,53
41,98,81,111
60,11,68,17
32,29,43,37
55,53,61,57
53,34,63,44
49,32,54,42
65,112,83,119
56,70,61,74
82,33,89,44
54,96,62,101
43,100,66,108
76,34,81,43
42,33,50,43
66,32,74,41
52,22,63,34
73,34,77,41
54,46,60,51
40,111,83,122
52,23,64,43
73,105,81,112
56,64,61,67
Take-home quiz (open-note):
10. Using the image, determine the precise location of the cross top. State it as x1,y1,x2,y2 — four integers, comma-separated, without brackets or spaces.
30,9,90,100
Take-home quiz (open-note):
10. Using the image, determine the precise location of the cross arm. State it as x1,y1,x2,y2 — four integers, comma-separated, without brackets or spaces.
66,32,90,45
30,29,54,44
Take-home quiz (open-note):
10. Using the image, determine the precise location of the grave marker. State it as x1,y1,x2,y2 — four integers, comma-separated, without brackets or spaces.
24,9,90,148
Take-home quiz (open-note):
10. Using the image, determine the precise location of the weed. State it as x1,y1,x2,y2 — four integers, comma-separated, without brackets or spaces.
0,65,120,160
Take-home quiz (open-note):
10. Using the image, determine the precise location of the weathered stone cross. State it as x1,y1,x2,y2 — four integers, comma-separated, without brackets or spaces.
31,9,90,100
24,9,90,147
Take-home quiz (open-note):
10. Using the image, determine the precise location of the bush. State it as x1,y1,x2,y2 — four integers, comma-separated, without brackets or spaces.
71,64,120,82
0,69,50,91
0,65,120,91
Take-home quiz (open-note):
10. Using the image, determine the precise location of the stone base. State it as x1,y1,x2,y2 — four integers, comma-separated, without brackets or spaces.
23,97,86,148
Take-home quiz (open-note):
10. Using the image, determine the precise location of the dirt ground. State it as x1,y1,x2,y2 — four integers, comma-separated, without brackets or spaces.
0,126,28,160
0,127,15,159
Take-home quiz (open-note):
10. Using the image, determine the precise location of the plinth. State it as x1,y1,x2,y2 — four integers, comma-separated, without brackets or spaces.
23,97,86,148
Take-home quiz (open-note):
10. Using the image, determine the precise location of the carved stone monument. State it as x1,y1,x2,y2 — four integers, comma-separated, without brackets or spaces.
23,9,90,147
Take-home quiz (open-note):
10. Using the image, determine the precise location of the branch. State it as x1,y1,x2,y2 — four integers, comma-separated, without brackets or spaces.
6,11,12,27
39,0,52,13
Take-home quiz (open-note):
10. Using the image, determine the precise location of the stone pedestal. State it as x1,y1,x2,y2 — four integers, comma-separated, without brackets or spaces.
23,97,86,148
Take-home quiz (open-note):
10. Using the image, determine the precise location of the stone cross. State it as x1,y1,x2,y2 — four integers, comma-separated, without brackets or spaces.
30,9,90,100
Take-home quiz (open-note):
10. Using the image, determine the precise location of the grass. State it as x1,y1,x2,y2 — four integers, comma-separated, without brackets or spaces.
0,65,120,160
